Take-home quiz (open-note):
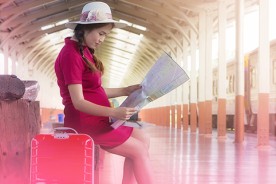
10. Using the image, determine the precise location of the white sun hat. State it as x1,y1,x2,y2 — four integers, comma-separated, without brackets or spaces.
65,2,127,30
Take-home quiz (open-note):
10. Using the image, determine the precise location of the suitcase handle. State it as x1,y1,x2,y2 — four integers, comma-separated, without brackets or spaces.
53,127,78,139
54,127,78,134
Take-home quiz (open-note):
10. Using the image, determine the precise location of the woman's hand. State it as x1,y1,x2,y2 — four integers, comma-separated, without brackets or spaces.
124,84,141,96
111,107,137,120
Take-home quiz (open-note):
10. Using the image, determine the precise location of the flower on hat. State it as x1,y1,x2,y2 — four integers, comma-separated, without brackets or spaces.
65,2,127,29
80,10,112,22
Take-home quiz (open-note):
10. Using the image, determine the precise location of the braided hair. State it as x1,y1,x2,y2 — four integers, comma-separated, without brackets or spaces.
74,24,105,73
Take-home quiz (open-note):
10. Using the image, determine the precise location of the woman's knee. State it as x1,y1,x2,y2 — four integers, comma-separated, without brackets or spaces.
131,142,150,162
105,136,149,160
131,129,150,149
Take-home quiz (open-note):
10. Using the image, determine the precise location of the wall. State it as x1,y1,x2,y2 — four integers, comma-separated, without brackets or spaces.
16,62,63,110
40,108,64,124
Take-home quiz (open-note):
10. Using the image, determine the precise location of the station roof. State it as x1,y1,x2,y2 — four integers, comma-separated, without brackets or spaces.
0,0,258,87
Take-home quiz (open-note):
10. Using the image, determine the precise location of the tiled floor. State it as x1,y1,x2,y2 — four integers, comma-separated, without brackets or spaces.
99,125,276,184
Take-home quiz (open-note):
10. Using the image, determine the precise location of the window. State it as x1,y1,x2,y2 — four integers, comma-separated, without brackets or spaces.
250,67,256,88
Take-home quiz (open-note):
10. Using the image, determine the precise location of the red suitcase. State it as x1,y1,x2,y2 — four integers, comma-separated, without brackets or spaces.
30,127,94,184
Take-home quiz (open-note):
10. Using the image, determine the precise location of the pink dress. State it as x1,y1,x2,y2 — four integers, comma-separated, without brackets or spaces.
54,37,133,149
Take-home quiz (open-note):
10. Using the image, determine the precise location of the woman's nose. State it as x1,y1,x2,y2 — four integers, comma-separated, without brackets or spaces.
99,36,105,43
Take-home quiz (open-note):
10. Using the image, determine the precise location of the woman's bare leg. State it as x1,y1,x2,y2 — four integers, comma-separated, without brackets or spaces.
122,158,136,184
104,129,153,184
122,129,150,184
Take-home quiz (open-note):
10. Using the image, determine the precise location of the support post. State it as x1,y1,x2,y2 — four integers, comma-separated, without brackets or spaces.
0,99,41,184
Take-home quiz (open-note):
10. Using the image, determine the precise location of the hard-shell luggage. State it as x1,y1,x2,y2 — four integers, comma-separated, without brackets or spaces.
30,127,94,184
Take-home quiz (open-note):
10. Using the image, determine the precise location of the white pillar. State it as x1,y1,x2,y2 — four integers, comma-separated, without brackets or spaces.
235,0,245,143
205,11,214,135
217,0,227,137
182,40,190,131
190,29,198,132
11,52,17,75
4,46,9,74
198,11,207,134
177,46,183,104
198,11,206,103
257,0,270,146
258,0,270,92
182,40,189,105
190,30,197,104
218,1,226,99
235,0,245,97
205,12,213,102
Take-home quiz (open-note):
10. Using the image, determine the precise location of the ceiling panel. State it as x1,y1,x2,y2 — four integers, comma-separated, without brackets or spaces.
0,0,258,87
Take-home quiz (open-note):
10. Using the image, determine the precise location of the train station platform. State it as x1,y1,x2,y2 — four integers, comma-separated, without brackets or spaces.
99,125,276,184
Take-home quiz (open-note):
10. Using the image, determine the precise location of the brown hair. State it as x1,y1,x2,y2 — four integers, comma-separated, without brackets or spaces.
74,23,107,73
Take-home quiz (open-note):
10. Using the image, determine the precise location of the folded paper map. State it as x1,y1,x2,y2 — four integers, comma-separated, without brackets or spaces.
111,52,190,129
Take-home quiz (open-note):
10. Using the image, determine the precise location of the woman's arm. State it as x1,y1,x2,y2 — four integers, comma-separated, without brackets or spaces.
104,84,141,98
68,84,136,120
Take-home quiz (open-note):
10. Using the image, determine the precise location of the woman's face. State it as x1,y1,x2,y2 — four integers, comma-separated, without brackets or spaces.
83,23,113,49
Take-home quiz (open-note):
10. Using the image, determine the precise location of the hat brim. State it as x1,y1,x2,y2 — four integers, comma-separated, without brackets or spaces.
65,20,127,30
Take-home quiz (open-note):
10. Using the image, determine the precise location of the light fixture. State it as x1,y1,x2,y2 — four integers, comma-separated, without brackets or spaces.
55,19,69,26
118,19,132,26
41,24,54,30
132,24,147,31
